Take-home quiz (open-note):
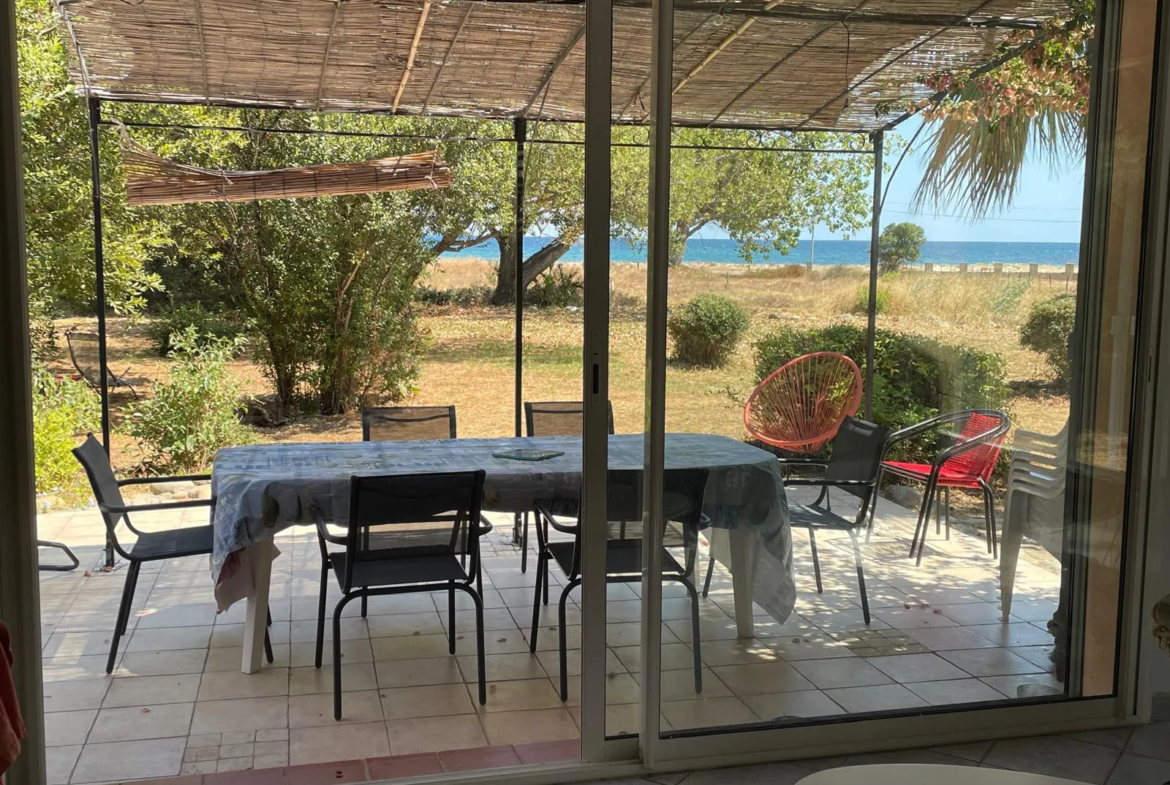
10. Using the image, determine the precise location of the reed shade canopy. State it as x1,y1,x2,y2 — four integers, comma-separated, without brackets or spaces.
121,138,452,207
55,0,1071,132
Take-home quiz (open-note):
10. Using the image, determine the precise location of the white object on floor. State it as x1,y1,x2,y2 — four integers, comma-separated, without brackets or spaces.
797,764,1089,784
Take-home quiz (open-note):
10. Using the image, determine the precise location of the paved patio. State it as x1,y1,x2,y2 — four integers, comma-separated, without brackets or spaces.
36,486,1065,785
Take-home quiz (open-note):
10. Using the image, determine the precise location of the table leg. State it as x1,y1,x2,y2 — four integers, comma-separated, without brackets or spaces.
242,539,275,674
728,528,754,638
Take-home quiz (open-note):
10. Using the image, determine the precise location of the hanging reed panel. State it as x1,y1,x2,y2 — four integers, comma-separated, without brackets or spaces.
122,144,452,207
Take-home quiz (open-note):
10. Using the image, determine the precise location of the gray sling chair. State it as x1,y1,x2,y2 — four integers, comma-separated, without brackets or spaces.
313,406,493,619
72,434,274,673
312,471,489,720
529,467,708,702
66,331,138,399
702,417,891,625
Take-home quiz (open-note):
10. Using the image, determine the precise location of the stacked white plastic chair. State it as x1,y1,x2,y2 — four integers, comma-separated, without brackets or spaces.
999,421,1068,622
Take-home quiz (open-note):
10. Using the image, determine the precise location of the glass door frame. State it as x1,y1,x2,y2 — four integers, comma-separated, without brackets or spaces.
633,0,1160,769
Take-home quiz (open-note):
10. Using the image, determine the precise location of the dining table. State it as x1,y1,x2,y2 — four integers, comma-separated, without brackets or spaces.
210,432,795,673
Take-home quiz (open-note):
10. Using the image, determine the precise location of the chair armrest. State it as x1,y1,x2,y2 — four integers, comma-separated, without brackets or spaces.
102,498,212,514
776,457,830,466
785,478,872,488
118,474,212,486
533,502,581,536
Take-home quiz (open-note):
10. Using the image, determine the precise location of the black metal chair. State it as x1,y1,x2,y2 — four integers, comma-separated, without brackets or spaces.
38,540,80,571
312,471,488,719
72,434,274,673
520,401,615,576
529,468,708,702
66,331,138,399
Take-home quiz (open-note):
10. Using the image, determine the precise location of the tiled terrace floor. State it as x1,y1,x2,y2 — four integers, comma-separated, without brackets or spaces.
36,487,1067,785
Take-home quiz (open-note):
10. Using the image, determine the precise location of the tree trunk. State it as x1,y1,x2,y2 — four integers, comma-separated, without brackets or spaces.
490,236,575,305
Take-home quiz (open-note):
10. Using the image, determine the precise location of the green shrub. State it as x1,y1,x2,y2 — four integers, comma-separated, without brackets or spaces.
753,323,1009,462
525,266,583,309
126,327,252,472
414,286,491,307
853,285,892,315
148,303,251,357
668,294,751,368
1019,295,1076,385
32,369,100,498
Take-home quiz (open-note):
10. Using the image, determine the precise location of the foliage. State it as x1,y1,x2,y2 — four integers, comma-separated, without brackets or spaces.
877,223,926,274
525,265,582,308
32,369,100,497
1019,294,1077,384
895,1,1094,216
414,286,491,307
853,286,893,315
753,324,1009,461
126,328,251,472
148,303,251,356
17,0,164,321
668,294,751,368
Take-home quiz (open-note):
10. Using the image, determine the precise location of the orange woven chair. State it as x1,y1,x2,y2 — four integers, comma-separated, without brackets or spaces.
744,352,864,454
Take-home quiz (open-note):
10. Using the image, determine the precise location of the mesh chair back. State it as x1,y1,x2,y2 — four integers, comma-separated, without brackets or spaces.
344,470,486,588
362,406,457,441
941,411,1009,481
824,417,892,501
525,401,615,436
72,433,127,537
66,332,105,385
744,352,863,454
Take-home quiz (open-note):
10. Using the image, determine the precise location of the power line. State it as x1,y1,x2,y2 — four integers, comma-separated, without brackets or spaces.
882,208,1081,224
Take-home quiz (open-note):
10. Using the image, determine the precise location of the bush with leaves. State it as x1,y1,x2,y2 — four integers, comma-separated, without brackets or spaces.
148,303,252,356
877,223,927,274
668,294,751,368
1019,294,1076,385
753,323,1009,462
32,369,100,498
525,265,583,308
126,328,251,473
853,285,893,315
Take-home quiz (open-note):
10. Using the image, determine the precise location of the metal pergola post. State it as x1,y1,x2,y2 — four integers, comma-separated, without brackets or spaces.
87,95,115,569
512,116,527,546
865,129,883,422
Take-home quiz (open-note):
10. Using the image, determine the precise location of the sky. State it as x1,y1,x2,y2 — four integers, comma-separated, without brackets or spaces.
695,115,1086,244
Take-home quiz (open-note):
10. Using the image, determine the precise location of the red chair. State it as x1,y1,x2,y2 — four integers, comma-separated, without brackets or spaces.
744,352,863,454
879,410,1010,565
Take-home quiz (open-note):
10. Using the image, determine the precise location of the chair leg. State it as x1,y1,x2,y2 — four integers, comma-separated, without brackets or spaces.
541,515,550,606
458,585,487,706
981,480,998,558
529,552,544,653
557,580,578,702
702,555,715,598
935,491,942,535
807,525,823,593
944,487,951,540
315,561,329,669
683,578,703,694
264,608,274,664
866,467,884,543
847,529,870,625
521,511,529,573
361,595,368,618
909,478,937,563
107,562,140,674
914,482,937,567
333,594,354,721
448,582,457,655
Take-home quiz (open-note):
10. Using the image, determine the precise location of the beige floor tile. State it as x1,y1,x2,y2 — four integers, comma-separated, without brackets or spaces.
44,710,96,747
288,721,390,765
386,714,488,755
289,616,370,643
118,649,209,676
562,673,641,706
609,622,680,647
45,744,81,785
743,690,845,721
366,611,445,638
133,602,218,629
205,644,291,671
375,657,464,689
380,683,475,720
42,631,123,660
535,647,625,679
906,678,1007,706
88,701,194,743
291,689,384,727
198,667,289,701
980,673,1064,698
126,625,213,651
370,633,454,661
1009,645,1058,671
209,622,291,649
806,608,890,634
610,643,694,673
480,708,579,746
71,737,187,783
767,634,858,661
458,607,519,631
189,696,289,735
966,623,1055,648
42,679,110,712
473,678,562,713
866,653,971,684
871,606,959,629
290,638,373,667
42,656,112,684
697,639,778,667
661,697,757,730
663,617,740,643
360,593,439,616
525,624,580,653
602,703,655,737
710,662,814,696
102,674,201,708
903,626,1000,651
289,663,377,695
653,667,729,701
935,603,1015,626
823,683,930,713
457,652,546,683
939,648,1043,677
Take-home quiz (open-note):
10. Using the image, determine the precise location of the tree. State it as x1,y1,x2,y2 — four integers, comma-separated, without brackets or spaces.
877,223,927,274
894,2,1093,217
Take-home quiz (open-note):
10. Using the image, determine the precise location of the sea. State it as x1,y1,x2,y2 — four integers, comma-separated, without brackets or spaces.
440,237,1081,266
